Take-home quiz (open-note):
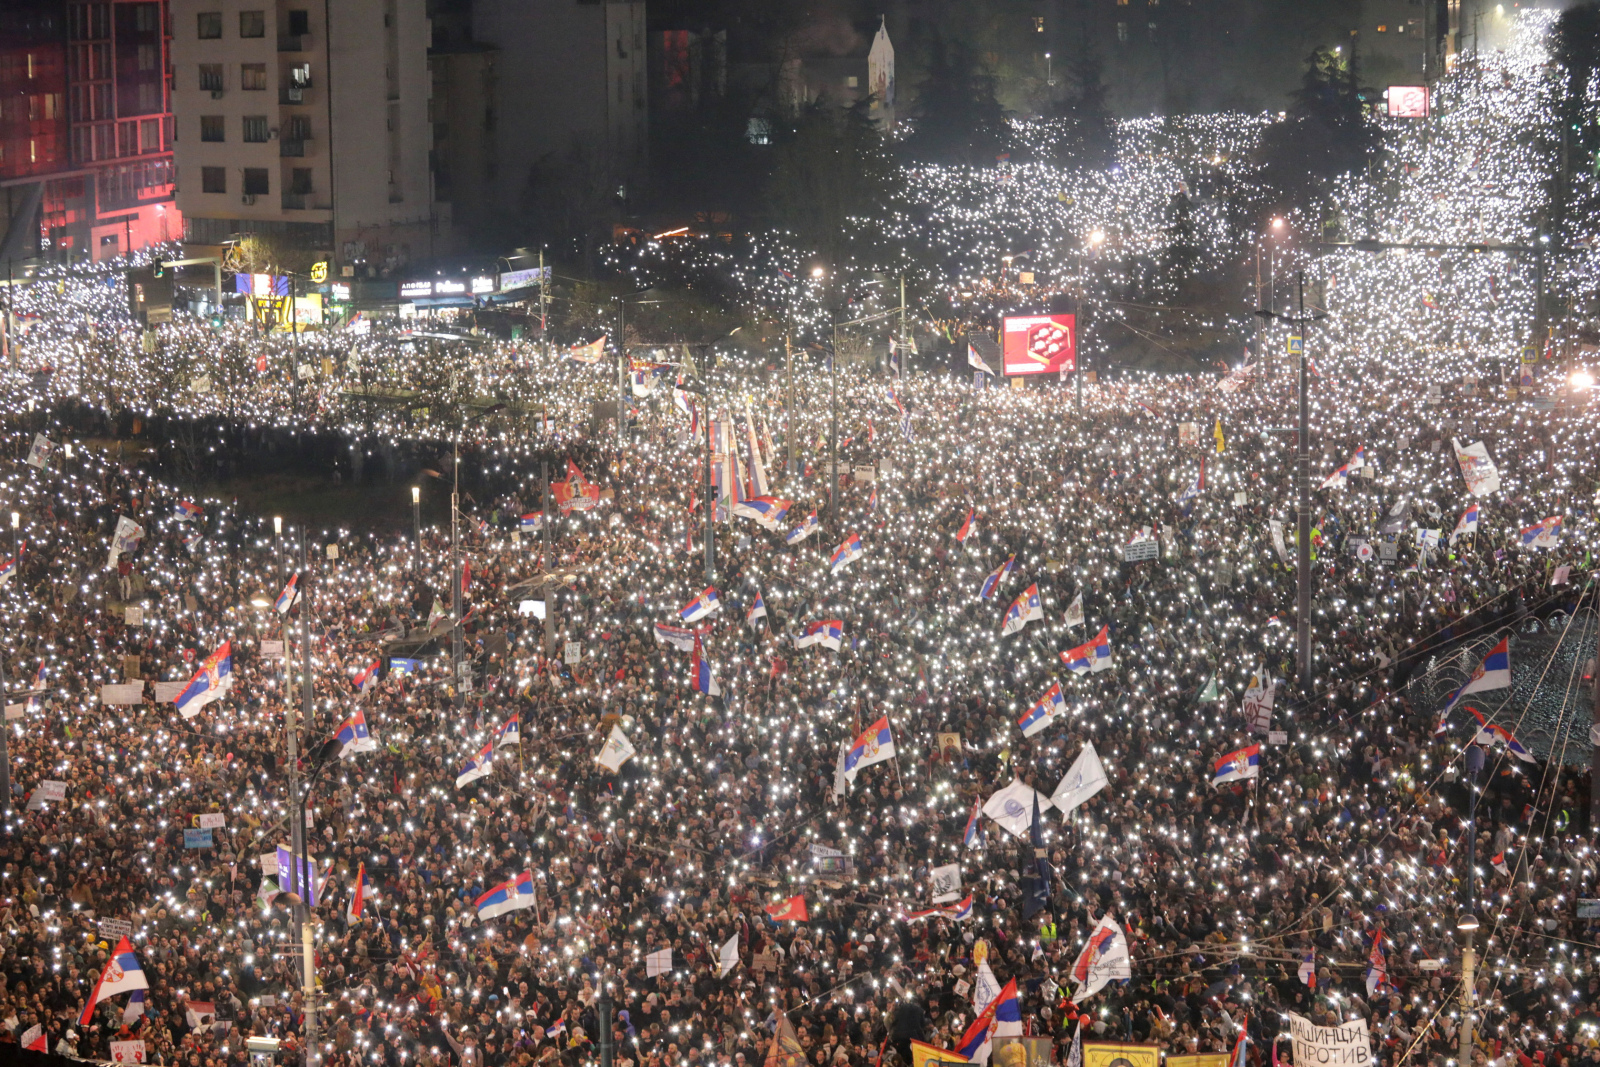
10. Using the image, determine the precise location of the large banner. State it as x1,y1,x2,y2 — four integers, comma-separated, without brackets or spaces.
1167,1056,1229,1067
1002,314,1076,376
1082,1043,1160,1067
1288,1012,1374,1067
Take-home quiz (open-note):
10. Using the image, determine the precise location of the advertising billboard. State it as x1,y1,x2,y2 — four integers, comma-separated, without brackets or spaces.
1002,314,1076,375
1387,85,1429,118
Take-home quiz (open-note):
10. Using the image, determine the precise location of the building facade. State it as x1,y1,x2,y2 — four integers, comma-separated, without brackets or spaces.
170,0,439,276
471,0,647,216
1,0,179,265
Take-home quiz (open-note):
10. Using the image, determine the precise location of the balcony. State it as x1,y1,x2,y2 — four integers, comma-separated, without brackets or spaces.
280,139,305,157
282,192,307,209
278,34,309,52
279,85,305,104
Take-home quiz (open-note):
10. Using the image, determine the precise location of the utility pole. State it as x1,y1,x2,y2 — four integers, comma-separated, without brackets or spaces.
451,431,463,708
597,986,614,1067
898,275,907,380
294,531,319,1067
784,333,797,476
542,461,555,655
1459,744,1485,1067
829,308,839,529
1295,275,1312,686
538,247,548,362
617,300,627,450
704,388,715,581
0,642,11,822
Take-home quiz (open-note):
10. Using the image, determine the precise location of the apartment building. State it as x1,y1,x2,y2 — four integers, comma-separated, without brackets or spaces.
0,0,179,265
170,0,438,275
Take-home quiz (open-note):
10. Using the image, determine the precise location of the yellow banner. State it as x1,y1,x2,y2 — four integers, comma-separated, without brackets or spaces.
911,1042,966,1067
1167,1056,1230,1067
1083,1044,1162,1067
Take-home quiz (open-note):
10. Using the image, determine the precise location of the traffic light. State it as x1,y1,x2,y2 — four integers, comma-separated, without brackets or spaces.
152,258,164,278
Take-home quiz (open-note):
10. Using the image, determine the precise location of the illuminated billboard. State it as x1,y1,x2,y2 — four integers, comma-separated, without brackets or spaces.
1002,314,1076,375
1387,85,1428,118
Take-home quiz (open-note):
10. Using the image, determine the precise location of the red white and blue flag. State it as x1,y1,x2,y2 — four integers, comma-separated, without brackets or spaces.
1060,625,1113,674
692,633,722,696
174,500,205,523
79,936,150,1025
1070,916,1130,1003
456,741,494,788
842,717,895,782
275,572,301,614
653,622,697,651
0,545,20,587
495,713,520,749
175,641,233,719
520,512,544,531
1520,515,1561,549
785,511,820,544
1470,708,1537,762
347,862,369,922
1212,743,1261,787
1018,682,1066,738
351,659,381,697
963,797,983,849
734,496,792,530
746,592,768,629
1435,636,1510,730
679,587,721,623
332,707,377,759
979,554,1016,599
1450,504,1479,544
796,619,844,651
1364,928,1388,996
475,870,536,921
1319,447,1366,489
830,533,864,573
1001,583,1044,636
955,508,976,543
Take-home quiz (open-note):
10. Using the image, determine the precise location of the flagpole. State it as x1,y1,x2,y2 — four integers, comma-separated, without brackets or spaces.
295,529,320,1067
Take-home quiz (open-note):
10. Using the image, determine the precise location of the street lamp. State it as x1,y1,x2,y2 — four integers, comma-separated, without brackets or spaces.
1045,52,1054,87
411,486,421,551
1458,743,1485,1064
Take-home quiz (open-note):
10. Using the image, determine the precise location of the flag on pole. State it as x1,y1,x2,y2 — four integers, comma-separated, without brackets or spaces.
1017,682,1066,737
475,871,537,920
1070,914,1131,1003
347,862,368,922
275,573,301,614
1064,591,1084,628
842,717,895,782
1000,584,1044,635
979,554,1015,599
1060,626,1112,674
78,937,150,1025
955,509,976,543
175,641,234,719
1051,741,1109,815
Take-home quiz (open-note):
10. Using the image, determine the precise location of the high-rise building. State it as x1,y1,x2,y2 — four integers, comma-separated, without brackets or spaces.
170,0,440,276
471,0,647,217
0,0,180,265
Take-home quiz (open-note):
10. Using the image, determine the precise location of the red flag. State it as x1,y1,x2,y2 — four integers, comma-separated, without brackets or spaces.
765,895,807,922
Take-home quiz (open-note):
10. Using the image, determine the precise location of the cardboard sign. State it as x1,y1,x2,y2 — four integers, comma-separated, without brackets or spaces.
153,680,187,703
98,918,134,942
1123,540,1159,562
260,639,285,659
110,1040,147,1063
124,605,144,627
1267,730,1289,745
1288,1013,1373,1067
100,682,145,705
183,828,214,849
564,641,582,665
26,780,67,810
196,812,227,829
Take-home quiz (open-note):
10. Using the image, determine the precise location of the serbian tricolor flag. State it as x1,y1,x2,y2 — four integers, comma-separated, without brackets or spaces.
79,936,150,1025
175,500,205,523
347,862,368,922
1319,447,1365,489
275,572,301,615
352,660,381,697
692,633,722,696
19,1025,46,1051
1491,851,1510,876
979,554,1015,600
765,895,808,922
955,508,976,543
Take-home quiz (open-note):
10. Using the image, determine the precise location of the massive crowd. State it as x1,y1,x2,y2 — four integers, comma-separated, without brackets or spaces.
0,11,1596,1067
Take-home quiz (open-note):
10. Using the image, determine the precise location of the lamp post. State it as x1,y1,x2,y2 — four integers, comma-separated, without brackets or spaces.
1255,272,1323,688
290,528,319,1067
411,486,421,551
1458,743,1485,1065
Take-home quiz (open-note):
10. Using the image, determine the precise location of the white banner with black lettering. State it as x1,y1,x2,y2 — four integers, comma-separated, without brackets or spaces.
1289,1012,1373,1067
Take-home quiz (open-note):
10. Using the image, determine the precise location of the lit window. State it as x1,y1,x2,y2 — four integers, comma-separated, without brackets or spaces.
1377,24,1387,31
241,63,266,90
1034,16,1045,31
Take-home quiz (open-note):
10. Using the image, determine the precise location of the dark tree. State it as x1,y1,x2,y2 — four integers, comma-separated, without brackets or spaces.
1053,46,1115,168
1256,44,1384,211
1547,3,1600,239
899,35,1009,167
761,101,894,267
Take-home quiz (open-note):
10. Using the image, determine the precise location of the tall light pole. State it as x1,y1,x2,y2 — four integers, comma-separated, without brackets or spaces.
1458,743,1485,1065
293,529,319,1067
1256,272,1321,687
829,307,840,530
411,486,421,552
